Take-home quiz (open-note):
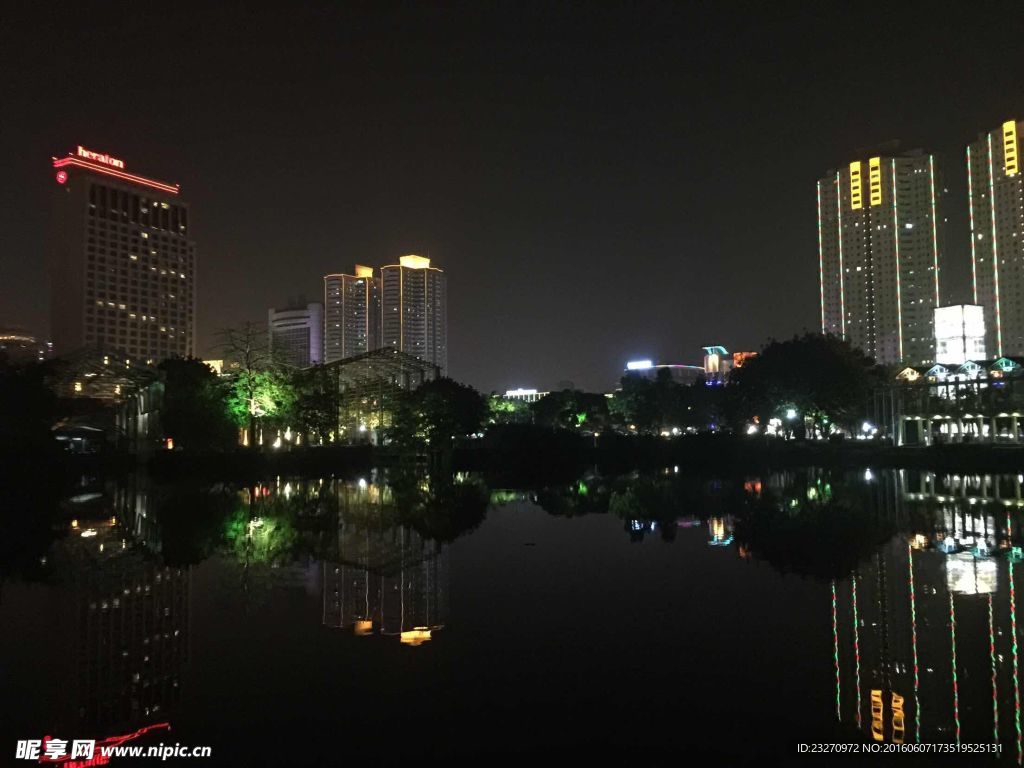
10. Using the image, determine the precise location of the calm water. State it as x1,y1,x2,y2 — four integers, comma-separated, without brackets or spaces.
2,468,1023,766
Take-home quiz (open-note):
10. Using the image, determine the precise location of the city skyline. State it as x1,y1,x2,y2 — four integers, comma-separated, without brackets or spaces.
2,4,1022,391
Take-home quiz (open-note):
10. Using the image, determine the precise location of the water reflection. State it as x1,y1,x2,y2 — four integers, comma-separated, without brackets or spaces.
2,467,1022,761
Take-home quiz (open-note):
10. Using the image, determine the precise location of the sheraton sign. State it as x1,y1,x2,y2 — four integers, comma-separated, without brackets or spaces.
76,146,125,169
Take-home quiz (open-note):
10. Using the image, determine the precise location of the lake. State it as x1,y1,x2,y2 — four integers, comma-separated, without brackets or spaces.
1,468,1021,765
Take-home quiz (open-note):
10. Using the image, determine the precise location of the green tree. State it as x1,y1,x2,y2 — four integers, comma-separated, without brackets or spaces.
158,357,236,449
488,394,530,425
531,389,609,431
386,378,487,452
291,364,339,444
729,333,883,436
219,323,295,447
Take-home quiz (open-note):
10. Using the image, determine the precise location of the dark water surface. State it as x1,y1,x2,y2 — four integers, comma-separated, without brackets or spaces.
2,469,1022,765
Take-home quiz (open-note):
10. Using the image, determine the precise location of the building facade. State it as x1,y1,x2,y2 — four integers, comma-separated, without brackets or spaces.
968,119,1024,357
380,255,447,373
268,302,323,367
818,150,944,365
324,265,379,363
50,146,195,364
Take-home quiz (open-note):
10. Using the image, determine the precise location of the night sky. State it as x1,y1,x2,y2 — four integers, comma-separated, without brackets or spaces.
2,2,1022,391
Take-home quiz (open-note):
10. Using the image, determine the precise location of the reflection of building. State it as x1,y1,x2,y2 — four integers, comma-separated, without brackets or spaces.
49,145,195,364
324,266,379,363
934,305,986,365
380,255,447,374
49,486,189,735
832,471,1023,753
817,150,944,365
321,480,448,645
967,119,1024,357
269,302,323,367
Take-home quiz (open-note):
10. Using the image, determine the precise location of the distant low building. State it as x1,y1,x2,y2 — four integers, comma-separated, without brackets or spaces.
0,328,53,363
624,360,704,386
702,346,757,385
504,388,548,403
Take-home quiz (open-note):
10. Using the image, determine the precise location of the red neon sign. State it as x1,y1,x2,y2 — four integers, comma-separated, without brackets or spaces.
55,170,68,184
52,157,179,195
76,146,125,169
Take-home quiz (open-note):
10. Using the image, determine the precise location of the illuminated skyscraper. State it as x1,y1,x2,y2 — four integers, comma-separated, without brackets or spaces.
49,145,195,363
380,255,447,373
323,265,378,363
268,301,323,367
817,150,945,365
967,119,1024,357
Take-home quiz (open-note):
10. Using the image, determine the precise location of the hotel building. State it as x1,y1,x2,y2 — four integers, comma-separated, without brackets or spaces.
49,145,195,363
380,255,447,373
268,302,323,367
967,119,1024,357
818,150,944,365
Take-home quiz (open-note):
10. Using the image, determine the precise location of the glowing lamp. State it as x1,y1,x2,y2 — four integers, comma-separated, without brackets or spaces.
55,170,68,184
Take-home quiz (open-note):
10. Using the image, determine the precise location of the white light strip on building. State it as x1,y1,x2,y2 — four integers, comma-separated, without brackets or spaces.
817,179,826,333
988,133,1004,356
891,159,904,362
836,171,846,338
928,155,940,306
967,145,979,304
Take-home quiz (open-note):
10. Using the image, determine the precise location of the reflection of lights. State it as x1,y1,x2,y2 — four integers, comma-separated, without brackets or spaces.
80,529,97,538
400,628,433,646
354,620,373,636
864,469,874,482
946,552,998,595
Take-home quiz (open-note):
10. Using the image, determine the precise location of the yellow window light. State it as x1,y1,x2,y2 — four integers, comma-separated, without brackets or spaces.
849,161,863,210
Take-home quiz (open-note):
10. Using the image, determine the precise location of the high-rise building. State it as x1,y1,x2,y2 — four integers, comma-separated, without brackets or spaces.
323,265,378,363
380,255,447,373
967,119,1024,357
818,150,944,365
268,302,323,367
49,145,195,363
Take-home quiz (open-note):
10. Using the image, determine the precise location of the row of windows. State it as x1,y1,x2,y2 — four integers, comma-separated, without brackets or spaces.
88,183,188,234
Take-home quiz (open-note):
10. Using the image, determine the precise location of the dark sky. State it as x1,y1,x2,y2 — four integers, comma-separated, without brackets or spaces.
2,2,1023,392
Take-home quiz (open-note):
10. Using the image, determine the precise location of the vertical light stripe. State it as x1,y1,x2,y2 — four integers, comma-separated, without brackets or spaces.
891,160,904,362
988,133,1004,356
836,171,846,337
967,146,979,304
817,180,826,333
928,155,940,306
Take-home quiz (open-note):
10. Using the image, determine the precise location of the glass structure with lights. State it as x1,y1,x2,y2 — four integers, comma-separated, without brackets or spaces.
49,146,195,364
818,149,945,366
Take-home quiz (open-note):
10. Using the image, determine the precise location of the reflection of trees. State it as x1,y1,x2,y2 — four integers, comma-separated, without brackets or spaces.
732,471,895,580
